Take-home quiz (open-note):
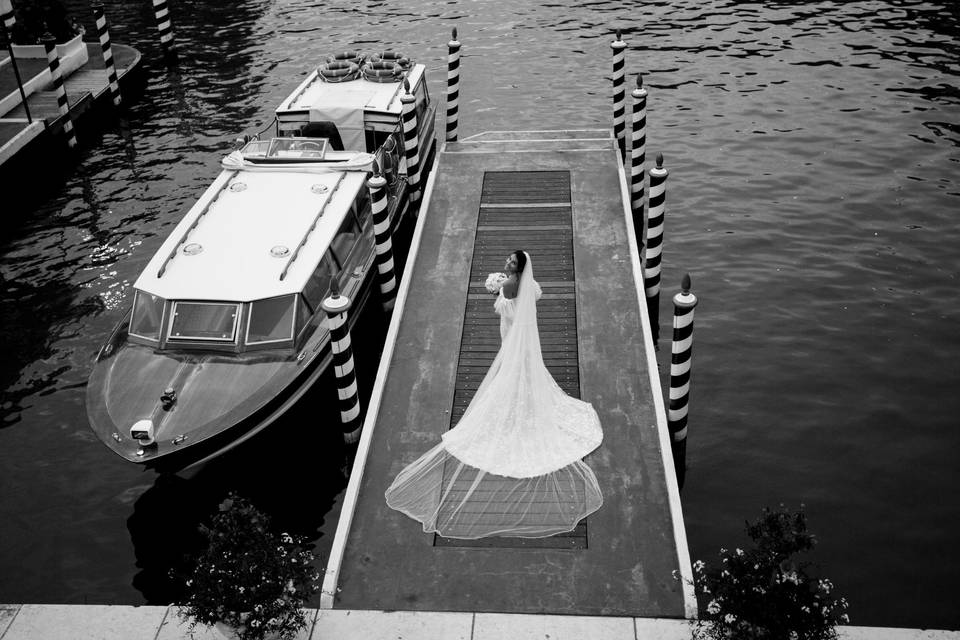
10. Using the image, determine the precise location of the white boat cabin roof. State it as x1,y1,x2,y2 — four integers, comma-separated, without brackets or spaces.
135,167,367,303
276,63,426,125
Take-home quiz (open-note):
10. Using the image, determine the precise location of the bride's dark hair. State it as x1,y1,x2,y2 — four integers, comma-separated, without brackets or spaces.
514,250,527,274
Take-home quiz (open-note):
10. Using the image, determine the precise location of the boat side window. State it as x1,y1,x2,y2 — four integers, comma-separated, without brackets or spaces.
246,295,296,345
331,214,360,265
167,302,240,342
129,291,166,342
353,187,371,225
296,294,313,336
303,252,336,310
414,80,429,125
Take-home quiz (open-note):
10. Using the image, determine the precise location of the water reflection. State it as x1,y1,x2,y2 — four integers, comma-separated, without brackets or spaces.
127,391,348,604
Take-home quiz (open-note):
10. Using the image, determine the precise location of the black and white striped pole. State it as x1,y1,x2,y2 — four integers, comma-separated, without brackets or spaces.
630,73,647,243
644,152,668,345
400,79,421,205
151,0,177,63
610,30,627,160
43,33,76,149
667,273,697,490
446,27,461,142
323,280,362,445
368,163,397,313
92,2,121,107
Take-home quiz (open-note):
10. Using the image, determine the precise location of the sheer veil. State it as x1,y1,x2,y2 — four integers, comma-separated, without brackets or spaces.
385,253,603,538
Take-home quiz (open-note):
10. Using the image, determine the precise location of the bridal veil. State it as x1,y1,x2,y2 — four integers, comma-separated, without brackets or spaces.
384,253,603,538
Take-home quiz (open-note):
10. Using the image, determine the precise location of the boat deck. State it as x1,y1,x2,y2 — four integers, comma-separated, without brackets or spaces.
325,130,693,617
0,43,139,152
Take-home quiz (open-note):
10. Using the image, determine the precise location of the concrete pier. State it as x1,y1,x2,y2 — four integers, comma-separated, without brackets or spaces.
323,130,694,618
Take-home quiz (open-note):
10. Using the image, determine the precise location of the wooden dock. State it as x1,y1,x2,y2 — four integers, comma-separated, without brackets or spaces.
0,43,140,160
322,130,695,618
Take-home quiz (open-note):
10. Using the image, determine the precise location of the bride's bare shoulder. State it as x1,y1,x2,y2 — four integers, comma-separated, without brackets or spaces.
501,276,519,299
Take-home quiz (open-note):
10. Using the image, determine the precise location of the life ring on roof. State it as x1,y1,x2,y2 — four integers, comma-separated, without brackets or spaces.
318,59,360,83
369,50,412,70
326,50,365,65
361,60,404,83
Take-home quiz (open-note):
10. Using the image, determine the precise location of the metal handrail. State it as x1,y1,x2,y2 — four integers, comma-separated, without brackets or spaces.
280,172,347,281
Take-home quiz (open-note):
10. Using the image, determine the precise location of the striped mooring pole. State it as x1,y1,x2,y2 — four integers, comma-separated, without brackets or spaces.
446,27,461,142
92,2,122,107
400,79,421,204
610,30,627,160
630,73,647,244
368,163,397,313
644,152,668,345
667,273,698,490
151,0,177,62
323,281,362,445
43,33,77,149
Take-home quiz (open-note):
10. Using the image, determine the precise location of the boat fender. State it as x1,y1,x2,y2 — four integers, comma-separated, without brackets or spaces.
369,50,411,70
318,59,361,83
326,50,365,65
361,60,403,83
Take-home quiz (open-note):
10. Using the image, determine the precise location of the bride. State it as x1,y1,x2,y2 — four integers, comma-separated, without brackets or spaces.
384,251,603,538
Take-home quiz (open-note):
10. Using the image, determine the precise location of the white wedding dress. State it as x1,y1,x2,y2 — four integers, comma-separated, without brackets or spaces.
385,254,603,538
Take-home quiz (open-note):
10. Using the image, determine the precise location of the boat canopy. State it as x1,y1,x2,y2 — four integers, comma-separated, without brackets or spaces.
134,167,367,303
275,64,428,148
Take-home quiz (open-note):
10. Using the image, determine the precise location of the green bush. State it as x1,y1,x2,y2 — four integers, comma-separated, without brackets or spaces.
684,505,850,640
174,494,321,640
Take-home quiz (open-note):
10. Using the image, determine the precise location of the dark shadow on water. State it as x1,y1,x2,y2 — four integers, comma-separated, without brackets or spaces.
127,282,393,605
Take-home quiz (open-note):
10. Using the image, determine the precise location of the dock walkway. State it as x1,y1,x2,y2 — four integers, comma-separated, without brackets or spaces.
324,130,694,618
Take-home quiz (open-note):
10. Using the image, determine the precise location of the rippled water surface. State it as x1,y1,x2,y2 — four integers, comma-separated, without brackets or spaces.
1,0,958,629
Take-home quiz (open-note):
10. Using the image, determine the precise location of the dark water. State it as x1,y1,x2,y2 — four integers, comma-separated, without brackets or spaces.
1,0,958,630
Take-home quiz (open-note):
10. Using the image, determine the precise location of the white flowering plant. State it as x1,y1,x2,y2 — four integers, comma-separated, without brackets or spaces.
485,271,508,293
682,505,849,640
174,494,320,640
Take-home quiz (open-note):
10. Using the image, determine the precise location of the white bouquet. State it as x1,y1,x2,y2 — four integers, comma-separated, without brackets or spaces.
484,271,508,293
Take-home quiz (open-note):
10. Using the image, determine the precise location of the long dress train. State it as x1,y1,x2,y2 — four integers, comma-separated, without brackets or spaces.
384,254,603,538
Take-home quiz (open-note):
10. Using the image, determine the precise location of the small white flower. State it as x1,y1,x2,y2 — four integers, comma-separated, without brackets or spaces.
724,613,736,624
707,600,721,615
484,272,508,293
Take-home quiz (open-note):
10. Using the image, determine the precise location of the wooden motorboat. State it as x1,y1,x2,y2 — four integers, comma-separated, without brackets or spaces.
86,51,437,471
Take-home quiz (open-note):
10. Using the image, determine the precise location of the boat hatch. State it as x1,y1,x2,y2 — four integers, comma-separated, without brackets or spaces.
241,137,330,162
167,301,241,342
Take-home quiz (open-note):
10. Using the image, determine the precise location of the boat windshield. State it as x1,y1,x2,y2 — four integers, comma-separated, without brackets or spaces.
130,290,166,341
168,301,240,342
241,137,329,160
246,295,296,345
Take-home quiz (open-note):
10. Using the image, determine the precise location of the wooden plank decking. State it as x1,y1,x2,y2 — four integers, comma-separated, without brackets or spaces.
326,131,692,618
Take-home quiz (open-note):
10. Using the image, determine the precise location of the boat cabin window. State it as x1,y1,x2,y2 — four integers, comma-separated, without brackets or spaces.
331,215,360,266
299,122,343,150
129,291,166,342
246,295,296,345
167,302,240,342
296,295,313,337
414,80,430,125
352,187,371,225
303,252,337,310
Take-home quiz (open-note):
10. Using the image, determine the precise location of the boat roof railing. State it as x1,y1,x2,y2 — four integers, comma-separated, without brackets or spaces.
279,172,347,281
157,172,236,279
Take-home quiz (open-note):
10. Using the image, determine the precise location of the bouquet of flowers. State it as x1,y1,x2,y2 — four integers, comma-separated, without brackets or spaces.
175,494,320,640
485,271,508,293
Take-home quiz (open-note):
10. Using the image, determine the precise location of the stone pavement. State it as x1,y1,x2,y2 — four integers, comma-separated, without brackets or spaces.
1,605,958,640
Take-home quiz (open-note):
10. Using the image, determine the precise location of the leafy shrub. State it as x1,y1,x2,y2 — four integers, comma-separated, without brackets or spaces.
174,494,320,640
684,505,849,640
